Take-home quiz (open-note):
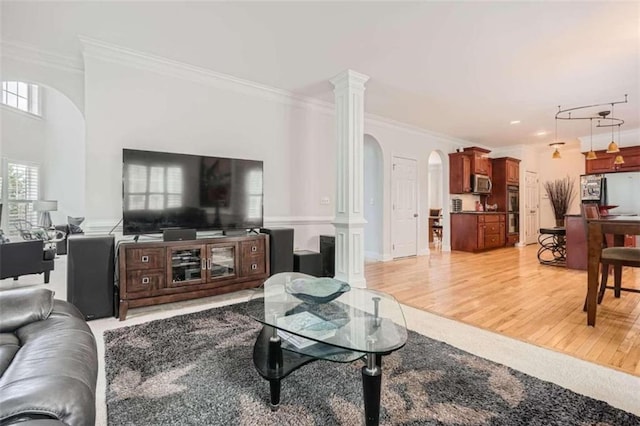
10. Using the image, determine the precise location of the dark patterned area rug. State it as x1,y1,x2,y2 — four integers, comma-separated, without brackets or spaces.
104,304,639,425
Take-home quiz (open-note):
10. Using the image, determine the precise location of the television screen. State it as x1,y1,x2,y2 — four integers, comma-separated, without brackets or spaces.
122,149,263,235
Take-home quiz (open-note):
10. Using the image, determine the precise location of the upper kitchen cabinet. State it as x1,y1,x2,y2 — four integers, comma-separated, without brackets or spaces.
467,147,492,177
499,157,520,185
584,146,640,174
449,153,471,193
449,147,492,194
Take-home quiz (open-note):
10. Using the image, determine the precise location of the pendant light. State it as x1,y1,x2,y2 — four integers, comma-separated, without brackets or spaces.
550,115,564,159
606,103,620,153
613,124,624,165
585,118,597,160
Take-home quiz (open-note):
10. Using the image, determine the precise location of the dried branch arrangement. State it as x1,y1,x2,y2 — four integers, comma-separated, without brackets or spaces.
543,176,576,225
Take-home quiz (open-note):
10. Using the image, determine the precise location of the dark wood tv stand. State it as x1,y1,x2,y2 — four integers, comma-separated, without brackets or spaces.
117,233,269,320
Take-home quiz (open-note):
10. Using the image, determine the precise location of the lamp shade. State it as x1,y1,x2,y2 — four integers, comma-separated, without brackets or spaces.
585,150,598,160
33,200,58,212
606,141,620,153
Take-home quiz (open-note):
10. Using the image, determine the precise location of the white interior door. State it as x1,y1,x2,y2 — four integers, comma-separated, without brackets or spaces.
392,156,418,258
524,171,539,245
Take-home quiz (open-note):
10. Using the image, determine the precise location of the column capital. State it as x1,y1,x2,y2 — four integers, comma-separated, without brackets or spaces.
330,69,370,91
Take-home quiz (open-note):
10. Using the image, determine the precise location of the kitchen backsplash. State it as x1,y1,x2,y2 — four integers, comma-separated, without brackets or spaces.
450,193,480,211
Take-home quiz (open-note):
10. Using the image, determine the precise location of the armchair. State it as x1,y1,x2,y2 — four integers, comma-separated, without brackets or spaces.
54,217,84,255
0,239,55,283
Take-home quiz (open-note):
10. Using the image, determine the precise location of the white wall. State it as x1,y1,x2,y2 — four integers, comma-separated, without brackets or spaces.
537,145,584,228
1,106,46,164
364,135,383,259
82,52,337,250
42,86,85,224
4,39,471,257
363,121,459,258
1,85,85,229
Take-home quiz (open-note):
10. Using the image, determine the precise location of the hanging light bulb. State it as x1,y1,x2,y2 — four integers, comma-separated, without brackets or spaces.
550,116,564,159
549,141,564,159
613,123,624,165
606,103,620,153
586,117,597,160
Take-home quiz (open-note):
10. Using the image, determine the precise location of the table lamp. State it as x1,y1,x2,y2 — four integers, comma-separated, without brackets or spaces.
33,200,58,228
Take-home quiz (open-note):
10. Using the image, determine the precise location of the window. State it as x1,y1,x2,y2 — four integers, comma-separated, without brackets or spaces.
245,169,263,220
1,81,40,116
0,159,40,235
124,164,183,211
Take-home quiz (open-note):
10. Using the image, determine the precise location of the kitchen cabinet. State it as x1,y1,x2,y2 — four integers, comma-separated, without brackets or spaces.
450,213,505,252
118,234,268,320
506,159,519,184
584,146,640,174
465,147,492,177
473,153,492,176
449,153,471,193
449,147,492,194
488,157,521,246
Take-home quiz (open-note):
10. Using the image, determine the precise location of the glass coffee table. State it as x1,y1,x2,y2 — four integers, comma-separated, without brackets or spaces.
245,272,407,426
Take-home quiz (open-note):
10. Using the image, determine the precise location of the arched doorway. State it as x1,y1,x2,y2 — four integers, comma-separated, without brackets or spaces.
1,80,86,232
428,151,444,250
363,134,384,260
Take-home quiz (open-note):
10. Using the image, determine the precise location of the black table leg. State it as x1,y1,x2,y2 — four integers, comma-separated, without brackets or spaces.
267,327,283,411
362,353,382,426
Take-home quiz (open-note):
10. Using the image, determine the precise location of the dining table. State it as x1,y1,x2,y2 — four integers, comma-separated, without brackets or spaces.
586,215,640,326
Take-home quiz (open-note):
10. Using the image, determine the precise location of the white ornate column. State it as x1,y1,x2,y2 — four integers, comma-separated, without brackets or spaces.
330,69,369,288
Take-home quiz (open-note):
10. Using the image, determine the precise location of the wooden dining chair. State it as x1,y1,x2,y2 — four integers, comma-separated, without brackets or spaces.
581,203,640,309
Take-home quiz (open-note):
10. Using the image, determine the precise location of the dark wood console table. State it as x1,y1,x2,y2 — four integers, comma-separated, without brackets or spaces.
118,234,269,320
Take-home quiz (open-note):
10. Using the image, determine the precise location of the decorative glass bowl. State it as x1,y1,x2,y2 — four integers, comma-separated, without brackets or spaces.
286,277,351,304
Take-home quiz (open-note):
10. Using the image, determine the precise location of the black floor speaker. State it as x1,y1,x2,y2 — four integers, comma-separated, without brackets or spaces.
319,235,335,277
260,228,294,275
67,235,115,320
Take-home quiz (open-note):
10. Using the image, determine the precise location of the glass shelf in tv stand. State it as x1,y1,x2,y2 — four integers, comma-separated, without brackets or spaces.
208,246,235,279
170,247,205,283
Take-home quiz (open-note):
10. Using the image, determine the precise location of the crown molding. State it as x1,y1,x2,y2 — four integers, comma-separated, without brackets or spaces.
78,36,477,146
78,35,336,116
363,112,472,147
3,36,476,148
1,40,84,74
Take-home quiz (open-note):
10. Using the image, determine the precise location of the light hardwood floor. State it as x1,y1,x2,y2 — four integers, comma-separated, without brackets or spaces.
364,244,640,376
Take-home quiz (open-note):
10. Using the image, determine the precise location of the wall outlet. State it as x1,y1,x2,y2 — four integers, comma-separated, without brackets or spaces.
369,198,375,206
320,197,330,205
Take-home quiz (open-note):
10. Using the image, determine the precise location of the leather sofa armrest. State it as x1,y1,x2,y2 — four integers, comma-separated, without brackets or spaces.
0,288,54,333
1,415,65,426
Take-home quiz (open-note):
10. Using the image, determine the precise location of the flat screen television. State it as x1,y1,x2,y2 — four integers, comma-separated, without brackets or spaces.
122,149,263,235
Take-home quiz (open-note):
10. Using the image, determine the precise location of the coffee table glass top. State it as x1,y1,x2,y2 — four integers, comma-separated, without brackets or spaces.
246,272,407,361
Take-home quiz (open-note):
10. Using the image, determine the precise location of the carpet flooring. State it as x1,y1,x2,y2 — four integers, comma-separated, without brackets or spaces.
104,304,640,425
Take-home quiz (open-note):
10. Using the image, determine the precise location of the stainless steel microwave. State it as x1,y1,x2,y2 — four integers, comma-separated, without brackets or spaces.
472,174,492,194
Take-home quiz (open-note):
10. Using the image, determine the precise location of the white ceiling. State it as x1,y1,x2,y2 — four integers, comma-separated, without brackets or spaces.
2,1,638,148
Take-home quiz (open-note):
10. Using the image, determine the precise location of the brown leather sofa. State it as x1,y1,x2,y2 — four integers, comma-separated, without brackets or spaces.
0,288,98,426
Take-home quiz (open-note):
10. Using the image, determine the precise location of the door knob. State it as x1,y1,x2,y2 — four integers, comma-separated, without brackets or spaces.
413,213,419,217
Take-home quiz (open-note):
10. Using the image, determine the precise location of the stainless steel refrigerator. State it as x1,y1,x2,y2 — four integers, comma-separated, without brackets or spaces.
580,174,606,203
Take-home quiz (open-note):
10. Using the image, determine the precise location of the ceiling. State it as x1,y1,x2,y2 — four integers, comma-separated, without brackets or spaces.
2,1,639,148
